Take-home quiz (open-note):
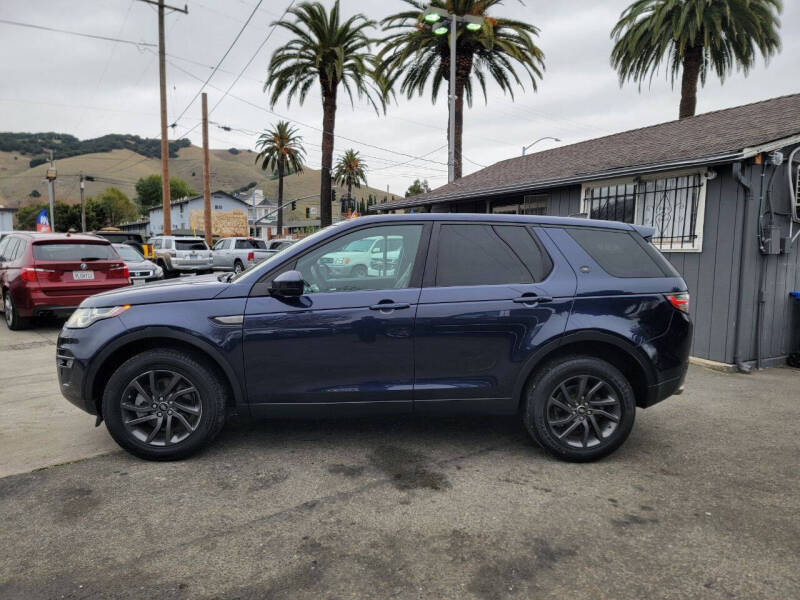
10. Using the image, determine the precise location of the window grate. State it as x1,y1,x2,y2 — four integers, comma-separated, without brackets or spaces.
583,174,704,251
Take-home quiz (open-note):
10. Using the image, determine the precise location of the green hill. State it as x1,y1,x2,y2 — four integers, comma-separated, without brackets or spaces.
0,132,400,212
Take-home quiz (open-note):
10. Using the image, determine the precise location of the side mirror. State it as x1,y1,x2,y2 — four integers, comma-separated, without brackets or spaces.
371,246,382,254
269,270,304,297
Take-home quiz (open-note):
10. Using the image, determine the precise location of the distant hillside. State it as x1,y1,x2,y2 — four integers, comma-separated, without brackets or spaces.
0,132,400,213
0,132,191,167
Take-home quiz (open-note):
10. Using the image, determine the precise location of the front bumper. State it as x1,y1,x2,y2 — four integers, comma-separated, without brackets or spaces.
57,316,127,415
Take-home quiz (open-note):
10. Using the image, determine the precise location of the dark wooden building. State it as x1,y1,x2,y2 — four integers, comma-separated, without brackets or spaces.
375,94,800,370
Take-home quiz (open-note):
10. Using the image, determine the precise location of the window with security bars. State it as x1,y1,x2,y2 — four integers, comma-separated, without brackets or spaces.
582,173,705,251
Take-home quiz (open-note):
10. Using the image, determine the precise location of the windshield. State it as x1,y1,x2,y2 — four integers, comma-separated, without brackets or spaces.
115,245,144,261
175,240,209,251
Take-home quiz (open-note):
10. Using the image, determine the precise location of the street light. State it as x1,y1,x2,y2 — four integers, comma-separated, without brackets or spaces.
522,136,561,156
422,4,485,183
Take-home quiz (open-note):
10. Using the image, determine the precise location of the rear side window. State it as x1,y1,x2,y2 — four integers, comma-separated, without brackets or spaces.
436,224,537,287
33,243,116,261
12,239,27,260
566,228,674,278
175,240,208,251
494,226,553,282
4,238,21,261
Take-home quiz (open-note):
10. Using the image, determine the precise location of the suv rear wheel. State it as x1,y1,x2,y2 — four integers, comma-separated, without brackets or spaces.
3,289,30,331
523,356,635,462
102,349,227,460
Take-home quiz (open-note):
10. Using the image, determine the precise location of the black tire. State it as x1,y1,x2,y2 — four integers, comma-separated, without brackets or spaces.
3,289,31,331
233,260,244,274
102,349,227,460
351,264,367,278
523,356,635,462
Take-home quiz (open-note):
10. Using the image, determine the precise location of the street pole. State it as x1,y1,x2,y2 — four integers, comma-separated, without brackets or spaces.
158,0,171,234
201,92,212,247
448,12,457,183
45,149,56,231
79,172,86,232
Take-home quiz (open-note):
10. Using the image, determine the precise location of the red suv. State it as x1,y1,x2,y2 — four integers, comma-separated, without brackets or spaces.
0,232,130,330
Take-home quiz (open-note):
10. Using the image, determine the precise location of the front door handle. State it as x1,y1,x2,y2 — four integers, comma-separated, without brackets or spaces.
369,301,411,311
512,294,553,305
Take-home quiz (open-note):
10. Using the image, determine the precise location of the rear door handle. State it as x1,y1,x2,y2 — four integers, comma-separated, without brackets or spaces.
512,294,553,304
369,302,411,311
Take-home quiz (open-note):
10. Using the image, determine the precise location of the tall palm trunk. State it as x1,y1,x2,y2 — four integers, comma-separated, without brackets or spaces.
276,161,284,236
320,85,337,227
679,44,703,119
347,182,353,214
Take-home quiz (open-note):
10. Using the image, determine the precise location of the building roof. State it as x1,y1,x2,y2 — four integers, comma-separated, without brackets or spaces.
376,93,800,211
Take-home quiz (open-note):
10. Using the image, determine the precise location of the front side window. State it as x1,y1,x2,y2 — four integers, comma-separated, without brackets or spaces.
581,172,705,251
435,224,549,287
295,225,424,293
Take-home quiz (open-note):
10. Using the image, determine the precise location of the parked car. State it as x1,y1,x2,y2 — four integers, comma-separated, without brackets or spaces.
1,232,130,330
113,244,163,285
320,234,403,278
56,214,691,462
151,235,213,277
93,230,154,260
212,237,272,274
266,238,297,254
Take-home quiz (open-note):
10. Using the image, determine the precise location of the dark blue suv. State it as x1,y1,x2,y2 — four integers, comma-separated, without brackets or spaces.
57,214,691,462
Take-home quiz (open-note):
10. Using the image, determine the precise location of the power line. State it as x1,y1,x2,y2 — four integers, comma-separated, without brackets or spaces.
170,0,266,127
0,18,156,48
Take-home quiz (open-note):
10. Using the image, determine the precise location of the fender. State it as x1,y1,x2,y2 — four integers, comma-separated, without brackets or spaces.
511,329,657,403
85,326,247,414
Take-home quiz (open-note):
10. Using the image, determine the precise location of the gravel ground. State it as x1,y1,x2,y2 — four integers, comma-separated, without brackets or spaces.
1,319,799,599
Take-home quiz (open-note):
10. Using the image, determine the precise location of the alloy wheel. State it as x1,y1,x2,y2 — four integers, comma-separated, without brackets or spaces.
120,370,203,446
545,375,621,449
4,293,12,327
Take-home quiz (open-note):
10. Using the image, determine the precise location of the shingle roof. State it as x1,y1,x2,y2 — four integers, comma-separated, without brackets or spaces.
377,93,800,211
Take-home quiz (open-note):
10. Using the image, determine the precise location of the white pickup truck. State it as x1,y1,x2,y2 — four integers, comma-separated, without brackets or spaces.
319,235,403,278
212,237,272,274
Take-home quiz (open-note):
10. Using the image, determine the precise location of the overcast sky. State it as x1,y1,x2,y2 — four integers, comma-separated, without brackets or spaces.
1,0,798,195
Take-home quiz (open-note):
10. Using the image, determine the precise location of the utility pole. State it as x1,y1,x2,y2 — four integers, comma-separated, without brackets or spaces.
138,0,188,234
448,11,457,183
45,149,56,231
79,172,86,232
201,92,212,247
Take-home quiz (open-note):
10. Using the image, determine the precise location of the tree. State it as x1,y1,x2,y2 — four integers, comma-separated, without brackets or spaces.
96,187,138,226
333,149,368,215
405,178,431,197
265,1,383,228
134,174,195,212
379,1,544,180
29,189,41,198
255,121,306,234
611,0,782,119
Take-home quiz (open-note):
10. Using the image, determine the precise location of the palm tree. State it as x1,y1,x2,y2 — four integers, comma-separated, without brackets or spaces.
379,0,544,180
255,121,306,235
333,149,368,215
265,1,382,227
611,0,782,119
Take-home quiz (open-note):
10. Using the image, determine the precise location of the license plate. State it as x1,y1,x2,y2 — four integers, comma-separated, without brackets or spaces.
132,279,145,286
72,271,95,280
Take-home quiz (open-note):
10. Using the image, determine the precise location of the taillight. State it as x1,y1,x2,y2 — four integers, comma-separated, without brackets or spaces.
247,251,254,261
110,265,130,279
666,293,690,314
21,267,55,282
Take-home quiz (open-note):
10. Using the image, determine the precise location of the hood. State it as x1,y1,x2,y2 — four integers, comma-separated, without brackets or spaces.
81,274,229,308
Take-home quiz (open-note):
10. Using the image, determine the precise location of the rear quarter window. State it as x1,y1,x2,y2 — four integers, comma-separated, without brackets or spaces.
566,228,677,278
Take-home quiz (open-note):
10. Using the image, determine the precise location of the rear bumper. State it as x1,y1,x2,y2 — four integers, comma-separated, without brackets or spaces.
15,283,130,317
169,263,213,272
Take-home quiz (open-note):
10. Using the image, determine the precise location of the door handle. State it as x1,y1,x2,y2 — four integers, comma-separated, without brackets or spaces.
369,302,411,311
512,294,552,304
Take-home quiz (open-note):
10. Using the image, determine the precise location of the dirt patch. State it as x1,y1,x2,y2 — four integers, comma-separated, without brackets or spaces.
368,445,450,491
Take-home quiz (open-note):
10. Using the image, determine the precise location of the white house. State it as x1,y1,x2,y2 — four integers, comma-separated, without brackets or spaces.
147,191,253,237
0,206,17,232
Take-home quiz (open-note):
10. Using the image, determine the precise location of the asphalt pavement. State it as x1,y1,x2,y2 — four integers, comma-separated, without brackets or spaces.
1,317,799,599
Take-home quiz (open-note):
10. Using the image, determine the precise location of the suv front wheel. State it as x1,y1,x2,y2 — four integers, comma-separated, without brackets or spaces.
523,356,635,462
102,349,227,460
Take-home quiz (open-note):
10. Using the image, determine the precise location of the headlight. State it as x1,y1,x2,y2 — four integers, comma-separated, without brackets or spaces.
333,257,345,265
154,265,164,277
65,305,130,329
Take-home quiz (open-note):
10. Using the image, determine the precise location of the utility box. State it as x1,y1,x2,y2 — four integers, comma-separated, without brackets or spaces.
790,292,800,368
